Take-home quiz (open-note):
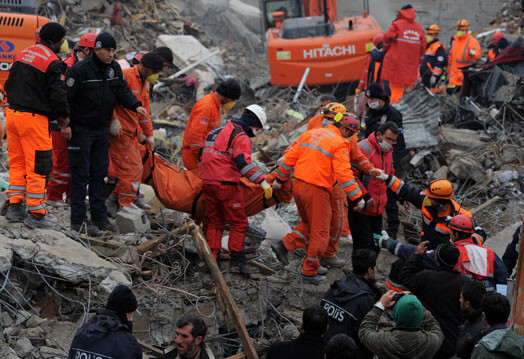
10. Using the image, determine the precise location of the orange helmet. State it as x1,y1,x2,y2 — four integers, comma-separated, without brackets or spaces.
321,102,347,121
426,180,453,200
372,33,384,47
426,24,440,35
337,112,361,133
79,33,97,48
35,26,42,42
456,19,469,30
448,214,475,234
492,31,504,44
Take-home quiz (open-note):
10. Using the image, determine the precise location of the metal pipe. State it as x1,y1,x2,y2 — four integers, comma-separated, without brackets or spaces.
168,49,221,80
293,67,310,103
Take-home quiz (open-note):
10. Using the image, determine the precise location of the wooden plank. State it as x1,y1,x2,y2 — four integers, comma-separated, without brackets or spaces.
470,196,500,215
78,236,121,250
510,218,524,335
137,339,164,358
136,222,191,254
188,222,259,359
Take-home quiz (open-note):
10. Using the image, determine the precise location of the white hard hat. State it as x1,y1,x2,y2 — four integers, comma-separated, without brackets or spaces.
245,104,267,127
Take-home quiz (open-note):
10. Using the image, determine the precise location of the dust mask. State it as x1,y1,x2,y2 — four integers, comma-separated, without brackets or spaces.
146,73,158,85
368,101,380,110
59,40,69,54
223,101,235,111
426,35,434,43
456,30,465,38
379,141,392,152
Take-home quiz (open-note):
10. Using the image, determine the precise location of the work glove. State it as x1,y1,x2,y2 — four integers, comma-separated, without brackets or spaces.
430,75,438,87
352,198,366,212
109,119,122,136
272,179,283,191
147,136,155,148
363,193,375,210
468,49,476,57
355,88,362,95
371,168,389,181
260,180,273,200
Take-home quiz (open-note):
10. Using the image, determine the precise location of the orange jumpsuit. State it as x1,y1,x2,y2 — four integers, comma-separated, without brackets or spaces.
181,91,222,169
276,125,363,276
448,33,481,86
110,66,153,207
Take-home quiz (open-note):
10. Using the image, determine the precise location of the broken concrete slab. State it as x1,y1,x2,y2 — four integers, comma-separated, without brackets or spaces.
116,204,151,234
13,338,33,358
441,126,485,150
449,156,485,182
0,346,20,359
39,346,67,358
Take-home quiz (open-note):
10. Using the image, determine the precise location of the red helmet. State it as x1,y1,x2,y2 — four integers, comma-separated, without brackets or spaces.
79,33,97,48
35,26,42,42
448,214,475,234
492,31,504,44
338,112,361,133
133,50,148,63
372,33,384,47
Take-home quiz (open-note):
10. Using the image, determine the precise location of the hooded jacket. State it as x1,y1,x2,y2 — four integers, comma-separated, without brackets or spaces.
471,324,524,359
381,7,426,85
456,310,485,358
68,309,142,359
321,274,381,359
358,306,444,359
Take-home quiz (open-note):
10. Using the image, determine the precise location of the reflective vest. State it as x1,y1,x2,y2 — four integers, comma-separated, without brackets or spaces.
448,33,481,86
454,238,495,281
420,39,447,77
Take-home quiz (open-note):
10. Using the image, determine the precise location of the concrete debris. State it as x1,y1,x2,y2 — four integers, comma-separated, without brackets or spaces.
116,204,151,234
449,156,486,182
260,208,292,241
13,337,33,357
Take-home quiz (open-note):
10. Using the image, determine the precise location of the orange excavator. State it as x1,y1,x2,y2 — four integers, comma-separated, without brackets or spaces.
0,0,50,88
261,0,382,86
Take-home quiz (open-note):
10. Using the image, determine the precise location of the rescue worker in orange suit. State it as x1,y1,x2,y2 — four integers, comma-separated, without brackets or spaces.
3,22,70,228
282,105,376,270
48,32,97,204
109,52,164,210
350,122,398,257
447,19,481,94
199,105,272,274
306,94,336,130
374,172,481,250
356,33,386,95
65,33,148,235
487,32,509,62
181,78,241,170
420,24,447,92
381,4,426,104
271,115,368,285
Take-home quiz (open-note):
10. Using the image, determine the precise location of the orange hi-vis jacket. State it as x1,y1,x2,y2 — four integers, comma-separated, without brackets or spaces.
276,124,363,201
113,66,152,136
307,114,323,130
448,32,481,86
182,91,222,168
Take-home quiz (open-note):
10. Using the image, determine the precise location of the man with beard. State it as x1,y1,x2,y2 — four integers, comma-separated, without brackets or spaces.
68,285,141,358
165,314,215,359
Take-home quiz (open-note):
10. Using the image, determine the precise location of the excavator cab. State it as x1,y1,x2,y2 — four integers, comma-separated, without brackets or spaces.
260,0,304,32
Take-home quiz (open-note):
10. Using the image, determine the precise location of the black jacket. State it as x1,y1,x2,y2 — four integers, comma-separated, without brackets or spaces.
502,226,521,275
66,53,141,128
456,310,485,358
68,309,142,359
321,274,381,359
364,104,406,164
5,43,69,119
399,253,472,358
266,333,325,359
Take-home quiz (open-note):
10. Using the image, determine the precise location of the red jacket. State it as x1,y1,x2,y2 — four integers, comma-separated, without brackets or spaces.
200,120,265,185
353,132,394,216
63,50,78,69
381,7,426,85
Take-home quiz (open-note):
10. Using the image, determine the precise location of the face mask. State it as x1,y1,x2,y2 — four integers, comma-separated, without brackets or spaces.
146,73,159,85
59,40,69,54
368,101,380,110
223,101,235,111
423,196,432,207
322,119,332,127
426,35,434,43
456,30,465,38
379,141,391,152
250,127,259,136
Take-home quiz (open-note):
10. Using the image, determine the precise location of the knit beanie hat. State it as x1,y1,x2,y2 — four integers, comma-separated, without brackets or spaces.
106,285,137,314
435,243,460,268
140,52,165,70
386,259,408,292
39,22,67,44
401,4,413,10
216,78,241,100
366,82,387,101
497,38,509,50
394,295,423,328
95,32,117,49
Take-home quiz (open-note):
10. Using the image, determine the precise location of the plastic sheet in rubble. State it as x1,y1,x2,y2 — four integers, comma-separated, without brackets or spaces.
394,85,441,149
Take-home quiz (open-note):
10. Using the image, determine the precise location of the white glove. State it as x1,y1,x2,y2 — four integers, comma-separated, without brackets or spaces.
371,169,389,181
353,198,366,212
147,136,155,148
430,75,438,87
260,180,273,199
272,180,282,191
468,49,475,57
109,119,122,136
